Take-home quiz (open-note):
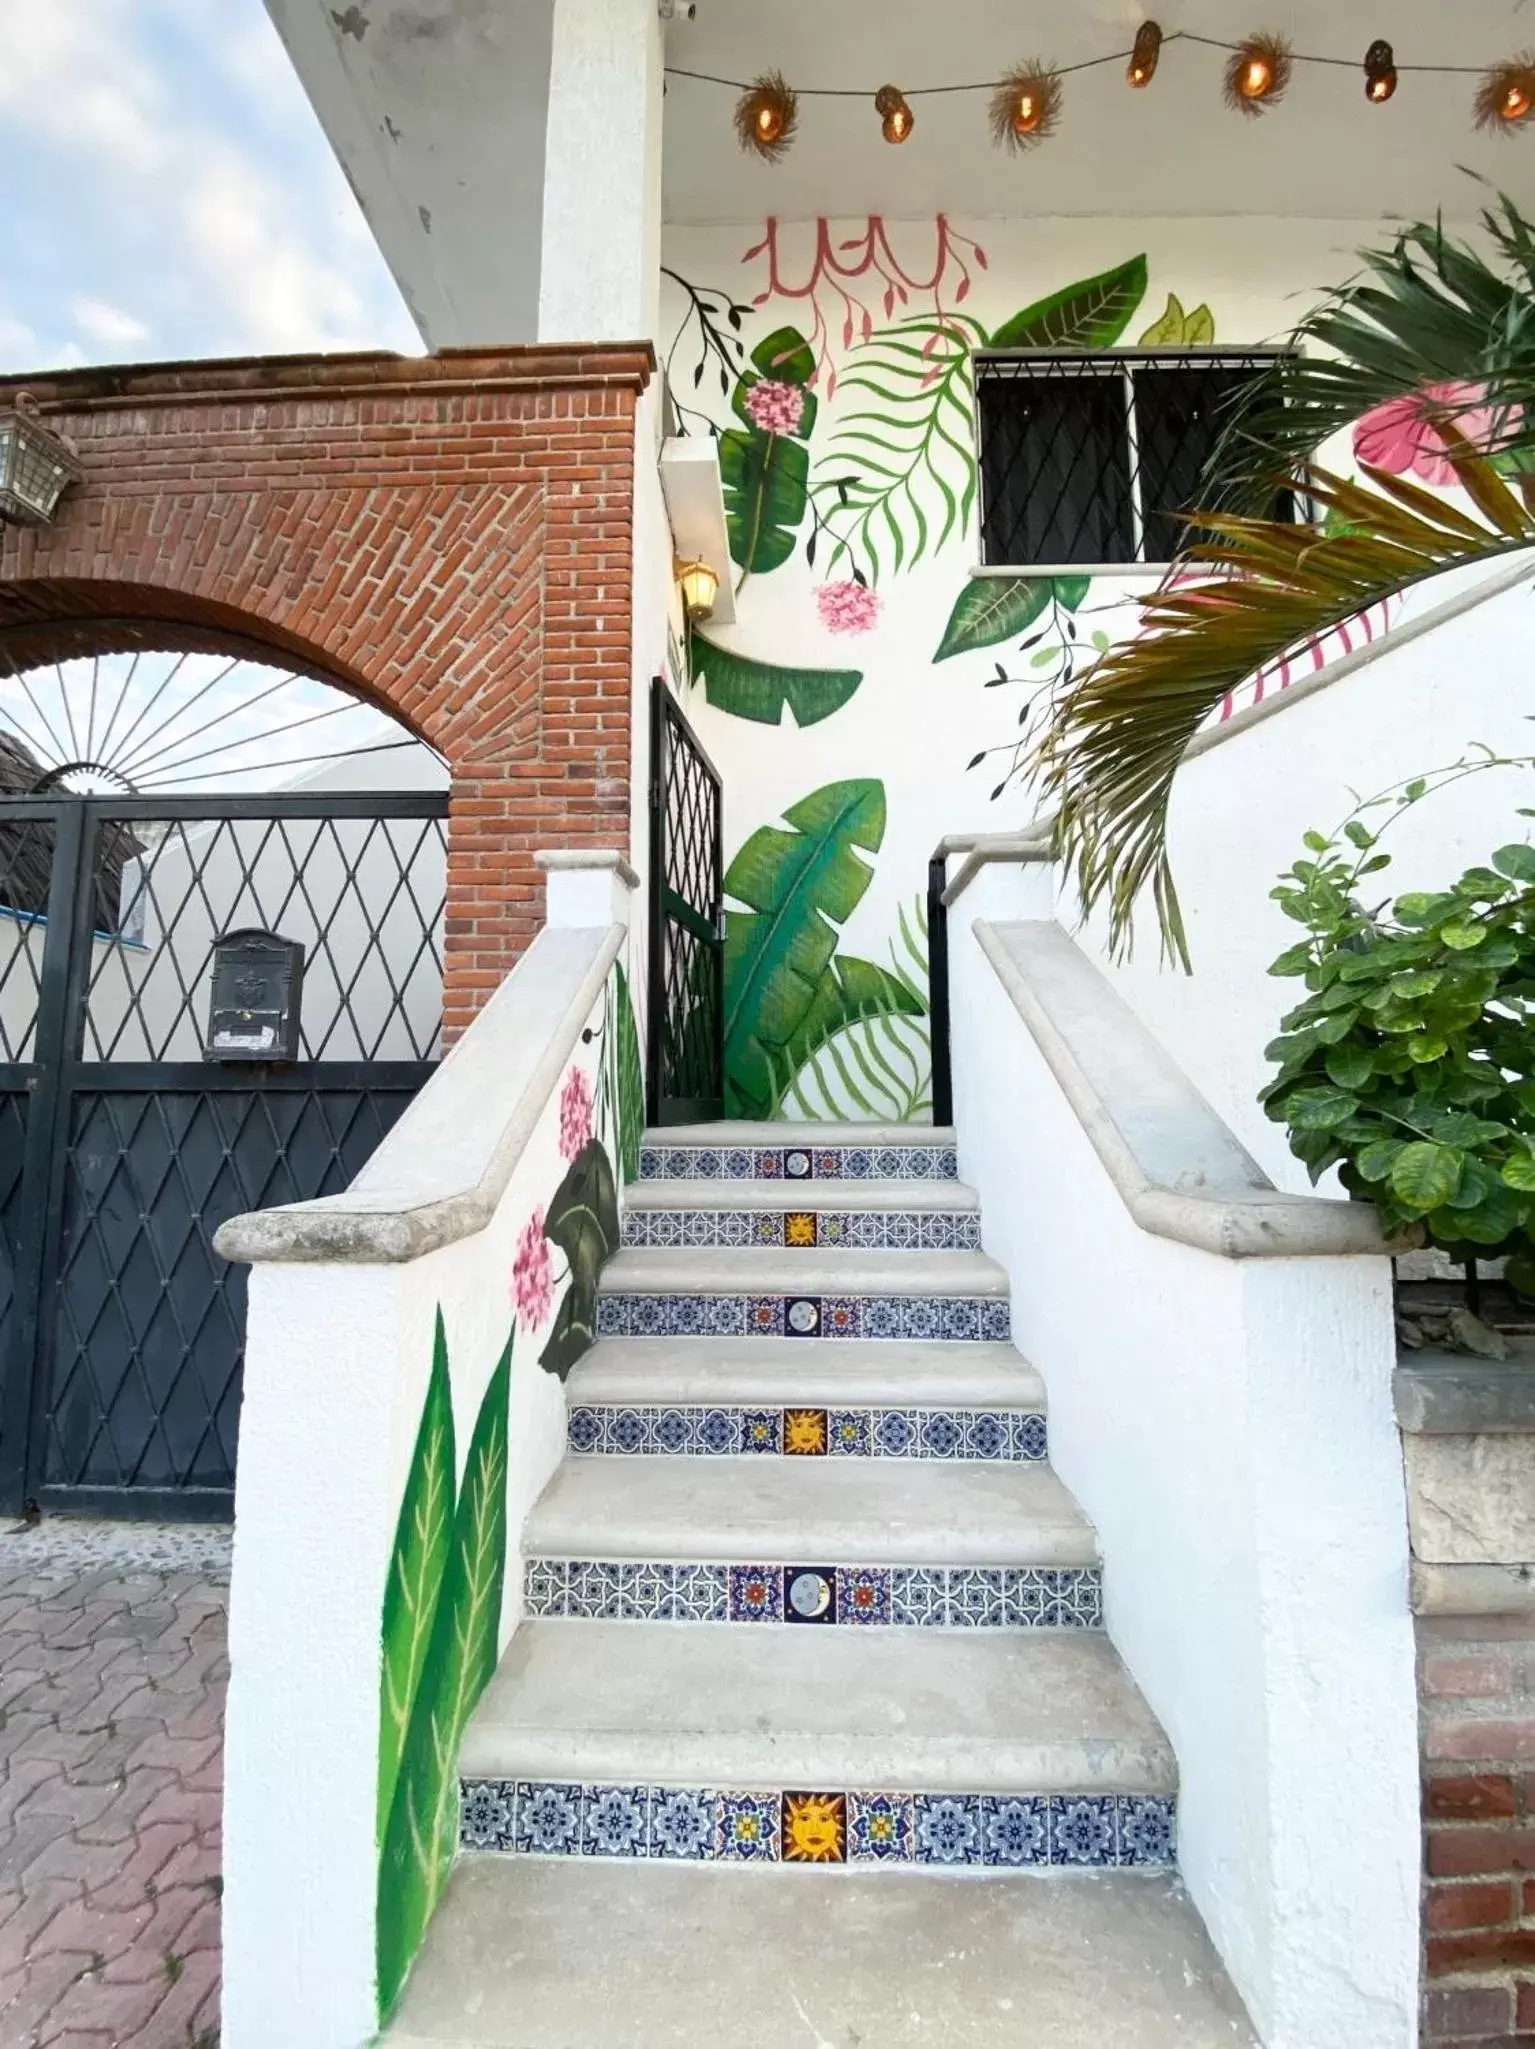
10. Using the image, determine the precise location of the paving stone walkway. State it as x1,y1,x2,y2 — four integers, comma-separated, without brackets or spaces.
0,1521,231,2049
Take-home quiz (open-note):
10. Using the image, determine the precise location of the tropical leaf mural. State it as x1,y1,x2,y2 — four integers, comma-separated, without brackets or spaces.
377,1324,513,2020
989,256,1148,349
724,777,919,1119
539,1138,620,1380
611,961,645,1185
691,635,863,728
777,898,934,1122
1139,292,1216,346
934,574,1092,662
720,324,818,582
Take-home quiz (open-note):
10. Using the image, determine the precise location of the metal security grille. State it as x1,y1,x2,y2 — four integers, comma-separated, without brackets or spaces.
0,791,446,1519
975,349,1299,571
647,677,724,1126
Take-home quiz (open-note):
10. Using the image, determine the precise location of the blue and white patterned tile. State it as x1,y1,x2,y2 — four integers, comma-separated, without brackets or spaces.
980,1300,1012,1342
947,1568,1007,1628
891,1566,950,1627
963,1411,1010,1460
917,1410,965,1458
566,1560,622,1618
717,1792,781,1862
1011,1413,1049,1461
747,1297,785,1338
606,1407,654,1455
514,1781,581,1857
705,1295,749,1336
631,1295,671,1338
566,1406,602,1453
873,1410,917,1457
671,1564,729,1621
595,1295,629,1338
727,1564,783,1623
649,1788,718,1861
523,1558,568,1617
741,1409,784,1454
580,1784,651,1858
914,1793,983,1867
981,1795,1050,1868
651,1407,695,1456
841,1148,874,1178
751,1212,786,1247
827,1409,872,1457
1115,1795,1177,1866
860,1297,904,1342
848,1791,914,1863
721,1147,755,1178
460,1778,516,1851
616,1563,676,1620
695,1408,737,1455
821,1298,862,1339
1051,1796,1118,1867
834,1566,892,1625
753,1149,786,1180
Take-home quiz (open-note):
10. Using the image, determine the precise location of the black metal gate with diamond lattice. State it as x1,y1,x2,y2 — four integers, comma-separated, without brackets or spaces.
0,790,447,1519
646,676,723,1126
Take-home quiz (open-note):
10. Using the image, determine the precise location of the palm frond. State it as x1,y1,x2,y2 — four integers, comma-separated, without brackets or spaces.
1035,450,1535,967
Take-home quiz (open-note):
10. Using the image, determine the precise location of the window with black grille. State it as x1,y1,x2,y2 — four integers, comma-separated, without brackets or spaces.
975,350,1298,570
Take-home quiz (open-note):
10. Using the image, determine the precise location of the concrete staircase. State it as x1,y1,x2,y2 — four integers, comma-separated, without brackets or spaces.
384,1123,1256,2048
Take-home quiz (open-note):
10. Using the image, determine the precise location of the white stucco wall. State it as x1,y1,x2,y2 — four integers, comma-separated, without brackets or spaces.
948,864,1419,2049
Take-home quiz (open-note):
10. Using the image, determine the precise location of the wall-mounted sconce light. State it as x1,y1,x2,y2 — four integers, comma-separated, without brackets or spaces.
0,394,81,527
675,557,721,622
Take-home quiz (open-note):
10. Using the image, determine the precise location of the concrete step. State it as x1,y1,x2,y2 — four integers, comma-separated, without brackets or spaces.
523,1453,1095,1567
626,1178,980,1212
566,1337,1046,1410
648,1122,954,1146
640,1126,958,1185
384,1860,1257,2049
600,1247,1009,1297
459,1621,1174,1794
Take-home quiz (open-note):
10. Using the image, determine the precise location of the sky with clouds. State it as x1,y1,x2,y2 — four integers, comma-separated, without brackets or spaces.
0,0,419,373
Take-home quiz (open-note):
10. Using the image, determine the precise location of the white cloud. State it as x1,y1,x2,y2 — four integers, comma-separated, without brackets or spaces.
71,297,151,346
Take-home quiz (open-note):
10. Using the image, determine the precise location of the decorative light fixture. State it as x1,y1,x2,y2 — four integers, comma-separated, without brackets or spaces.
875,84,915,143
1363,38,1397,103
734,71,798,161
0,394,81,527
1476,54,1535,131
1127,21,1163,88
1224,32,1292,114
989,62,1062,152
675,557,721,622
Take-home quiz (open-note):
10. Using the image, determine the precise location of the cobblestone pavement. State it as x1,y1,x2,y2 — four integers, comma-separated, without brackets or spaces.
0,1521,231,2049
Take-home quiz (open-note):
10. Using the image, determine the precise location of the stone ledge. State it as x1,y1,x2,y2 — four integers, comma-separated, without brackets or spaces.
1396,1354,1535,1435
1412,1561,1535,1617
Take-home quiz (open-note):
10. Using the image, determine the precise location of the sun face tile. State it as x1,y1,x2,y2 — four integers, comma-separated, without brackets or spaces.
649,1788,718,1861
848,1791,913,1863
981,1795,1050,1867
914,1793,982,1866
784,1210,817,1247
834,1567,891,1625
580,1784,651,1858
783,1566,836,1624
782,1791,846,1863
727,1565,782,1623
783,1407,827,1455
460,1778,515,1851
718,1793,781,1862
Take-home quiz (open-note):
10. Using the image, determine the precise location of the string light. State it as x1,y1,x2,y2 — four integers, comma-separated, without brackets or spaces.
989,63,1062,153
875,84,915,143
1128,21,1163,88
1224,32,1292,114
733,72,798,162
1476,55,1535,131
1364,39,1397,103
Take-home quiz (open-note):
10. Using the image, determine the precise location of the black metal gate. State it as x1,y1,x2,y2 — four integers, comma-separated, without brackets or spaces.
646,676,724,1126
0,791,447,1520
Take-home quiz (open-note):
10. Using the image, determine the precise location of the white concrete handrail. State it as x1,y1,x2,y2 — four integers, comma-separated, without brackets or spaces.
941,549,1535,909
976,917,1395,1259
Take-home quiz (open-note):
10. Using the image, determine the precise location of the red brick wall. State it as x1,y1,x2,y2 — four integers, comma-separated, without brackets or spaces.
0,345,653,1040
1420,1617,1535,2045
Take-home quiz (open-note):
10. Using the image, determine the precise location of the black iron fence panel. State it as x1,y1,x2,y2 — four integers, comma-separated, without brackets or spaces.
647,677,724,1126
0,791,446,1519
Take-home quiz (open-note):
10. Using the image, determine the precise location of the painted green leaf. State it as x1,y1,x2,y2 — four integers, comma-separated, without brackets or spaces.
377,1313,455,1846
723,779,885,1119
731,325,819,438
989,256,1149,350
1138,292,1217,346
691,634,862,729
720,427,810,576
377,1330,512,2021
614,960,645,1186
539,1138,620,1380
933,574,1092,662
766,955,925,1120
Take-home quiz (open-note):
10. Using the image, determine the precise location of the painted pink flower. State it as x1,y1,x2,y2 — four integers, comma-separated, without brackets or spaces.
816,580,882,635
558,1064,594,1161
1353,381,1503,486
512,1207,554,1329
744,378,805,436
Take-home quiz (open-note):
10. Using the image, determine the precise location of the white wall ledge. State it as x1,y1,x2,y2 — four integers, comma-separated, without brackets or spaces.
214,922,624,1266
976,918,1397,1260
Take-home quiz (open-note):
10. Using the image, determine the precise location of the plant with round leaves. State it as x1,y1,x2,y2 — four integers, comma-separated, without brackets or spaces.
1261,754,1535,1297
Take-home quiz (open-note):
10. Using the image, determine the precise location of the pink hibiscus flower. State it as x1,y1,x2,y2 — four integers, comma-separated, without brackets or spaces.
816,580,881,635
558,1064,594,1161
1353,381,1503,486
512,1207,554,1329
744,378,805,436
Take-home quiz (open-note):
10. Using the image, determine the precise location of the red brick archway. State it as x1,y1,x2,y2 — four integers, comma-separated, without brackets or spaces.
0,344,653,1038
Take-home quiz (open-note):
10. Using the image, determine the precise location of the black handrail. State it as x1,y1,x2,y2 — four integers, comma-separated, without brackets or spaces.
926,850,952,1127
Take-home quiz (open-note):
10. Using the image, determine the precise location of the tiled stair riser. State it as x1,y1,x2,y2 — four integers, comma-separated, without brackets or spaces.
597,1295,1011,1343
460,1780,1176,1870
639,1144,958,1183
524,1560,1104,1629
567,1405,1046,1460
622,1209,982,1251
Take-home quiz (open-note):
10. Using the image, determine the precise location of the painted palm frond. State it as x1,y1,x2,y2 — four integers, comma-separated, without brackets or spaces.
1037,451,1535,967
779,1008,933,1124
811,314,987,583
1208,195,1535,508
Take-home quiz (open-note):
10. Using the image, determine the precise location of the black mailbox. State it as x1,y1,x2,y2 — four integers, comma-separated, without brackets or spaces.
205,929,305,1062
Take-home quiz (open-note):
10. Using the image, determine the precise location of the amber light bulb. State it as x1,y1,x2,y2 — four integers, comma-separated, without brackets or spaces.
875,85,914,144
1241,56,1271,97
1505,81,1533,121
1128,21,1163,87
1364,39,1397,103
757,104,782,142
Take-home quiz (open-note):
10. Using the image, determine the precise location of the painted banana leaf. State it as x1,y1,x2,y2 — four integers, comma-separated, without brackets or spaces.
731,324,819,439
723,778,886,1118
691,634,862,728
377,1329,512,2020
720,428,811,578
934,574,1092,662
377,1315,455,1844
613,961,645,1186
539,1138,620,1379
765,955,925,1120
989,255,1148,349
